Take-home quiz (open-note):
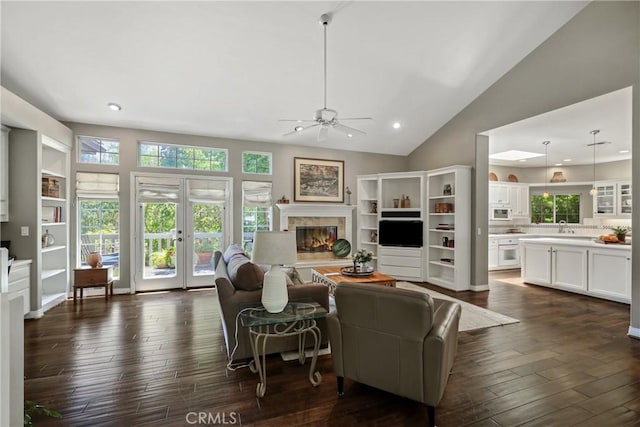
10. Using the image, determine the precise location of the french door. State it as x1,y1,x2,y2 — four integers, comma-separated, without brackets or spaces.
133,173,232,291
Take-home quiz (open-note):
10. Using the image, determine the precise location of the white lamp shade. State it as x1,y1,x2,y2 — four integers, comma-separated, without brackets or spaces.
251,231,297,313
251,231,297,266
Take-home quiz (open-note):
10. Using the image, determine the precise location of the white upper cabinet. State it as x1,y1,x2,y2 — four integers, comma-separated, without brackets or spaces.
593,181,631,218
489,183,510,205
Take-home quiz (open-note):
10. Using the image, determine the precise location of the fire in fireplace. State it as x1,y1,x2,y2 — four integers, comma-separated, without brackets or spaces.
296,226,338,253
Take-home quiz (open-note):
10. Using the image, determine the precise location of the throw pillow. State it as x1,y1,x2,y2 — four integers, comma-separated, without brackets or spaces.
281,266,305,286
226,253,264,291
222,243,247,264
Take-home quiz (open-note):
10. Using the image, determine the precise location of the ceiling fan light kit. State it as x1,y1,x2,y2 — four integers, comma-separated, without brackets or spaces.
280,13,372,141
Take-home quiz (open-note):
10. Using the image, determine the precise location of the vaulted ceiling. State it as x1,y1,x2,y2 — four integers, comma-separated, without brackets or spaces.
1,1,586,155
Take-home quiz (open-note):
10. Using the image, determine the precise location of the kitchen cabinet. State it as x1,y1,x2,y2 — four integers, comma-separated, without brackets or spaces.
8,260,32,316
550,245,588,293
509,183,530,217
489,238,499,269
588,248,630,303
593,181,631,218
521,238,630,303
0,126,9,222
521,241,587,292
489,183,510,205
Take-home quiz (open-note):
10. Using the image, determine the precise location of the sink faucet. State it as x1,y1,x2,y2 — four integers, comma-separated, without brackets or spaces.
558,220,567,233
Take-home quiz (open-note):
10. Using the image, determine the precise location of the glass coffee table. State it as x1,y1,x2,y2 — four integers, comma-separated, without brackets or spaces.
239,300,327,398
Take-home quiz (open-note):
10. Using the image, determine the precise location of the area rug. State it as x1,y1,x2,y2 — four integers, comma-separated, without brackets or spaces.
396,282,519,331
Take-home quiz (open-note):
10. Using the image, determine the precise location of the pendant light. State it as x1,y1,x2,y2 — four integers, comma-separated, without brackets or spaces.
589,130,600,196
542,141,551,198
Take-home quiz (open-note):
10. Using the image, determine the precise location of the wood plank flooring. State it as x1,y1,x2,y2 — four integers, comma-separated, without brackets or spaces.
24,272,640,426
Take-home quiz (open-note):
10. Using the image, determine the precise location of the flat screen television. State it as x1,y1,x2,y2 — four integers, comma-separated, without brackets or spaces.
378,220,423,247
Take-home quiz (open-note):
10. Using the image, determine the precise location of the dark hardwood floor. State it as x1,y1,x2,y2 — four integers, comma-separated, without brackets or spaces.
24,272,640,426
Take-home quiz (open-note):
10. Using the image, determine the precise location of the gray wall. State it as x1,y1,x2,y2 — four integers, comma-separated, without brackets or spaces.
407,2,639,304
66,122,408,289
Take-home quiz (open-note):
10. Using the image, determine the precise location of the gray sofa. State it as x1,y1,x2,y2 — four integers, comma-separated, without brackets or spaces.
328,282,461,427
214,250,330,362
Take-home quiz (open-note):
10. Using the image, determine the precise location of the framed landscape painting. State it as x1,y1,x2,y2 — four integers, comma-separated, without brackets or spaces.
294,157,344,203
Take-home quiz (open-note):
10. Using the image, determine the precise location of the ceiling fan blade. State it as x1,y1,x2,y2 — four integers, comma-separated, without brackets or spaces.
334,122,366,136
318,125,329,142
282,123,320,137
339,117,373,121
278,119,317,122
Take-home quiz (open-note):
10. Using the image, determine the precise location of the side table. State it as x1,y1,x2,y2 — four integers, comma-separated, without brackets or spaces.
239,300,327,398
73,267,113,301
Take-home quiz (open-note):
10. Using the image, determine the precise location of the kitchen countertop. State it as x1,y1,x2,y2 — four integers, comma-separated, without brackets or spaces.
519,237,631,250
489,233,594,239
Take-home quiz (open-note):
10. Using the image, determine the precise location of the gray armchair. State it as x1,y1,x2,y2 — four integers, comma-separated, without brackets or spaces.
327,282,461,427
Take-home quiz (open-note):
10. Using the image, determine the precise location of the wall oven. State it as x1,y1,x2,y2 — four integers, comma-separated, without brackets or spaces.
490,207,512,221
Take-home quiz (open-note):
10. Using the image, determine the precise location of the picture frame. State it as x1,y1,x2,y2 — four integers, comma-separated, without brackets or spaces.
294,157,344,203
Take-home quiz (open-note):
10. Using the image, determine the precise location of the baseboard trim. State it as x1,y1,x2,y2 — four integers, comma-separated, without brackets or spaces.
470,284,489,292
628,326,640,339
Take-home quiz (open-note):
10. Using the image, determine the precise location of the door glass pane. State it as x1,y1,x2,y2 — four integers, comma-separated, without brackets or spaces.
192,203,224,276
143,203,177,279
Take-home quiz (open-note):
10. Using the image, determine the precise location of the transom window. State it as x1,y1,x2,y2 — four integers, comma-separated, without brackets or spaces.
531,194,580,224
138,142,228,172
242,151,272,175
78,136,119,165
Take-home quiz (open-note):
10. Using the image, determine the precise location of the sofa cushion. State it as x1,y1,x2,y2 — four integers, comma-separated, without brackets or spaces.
226,254,264,291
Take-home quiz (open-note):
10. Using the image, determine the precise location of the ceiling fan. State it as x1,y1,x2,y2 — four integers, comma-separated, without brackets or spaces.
280,13,372,141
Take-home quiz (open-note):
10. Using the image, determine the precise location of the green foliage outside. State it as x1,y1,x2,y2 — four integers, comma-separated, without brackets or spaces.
531,194,580,224
242,207,272,251
138,143,227,171
242,152,271,174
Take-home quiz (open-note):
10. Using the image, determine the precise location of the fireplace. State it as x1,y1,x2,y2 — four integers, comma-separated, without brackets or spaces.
277,203,355,266
296,226,338,253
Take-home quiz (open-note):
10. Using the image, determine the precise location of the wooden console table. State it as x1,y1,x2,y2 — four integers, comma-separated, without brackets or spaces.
73,267,113,301
311,266,396,296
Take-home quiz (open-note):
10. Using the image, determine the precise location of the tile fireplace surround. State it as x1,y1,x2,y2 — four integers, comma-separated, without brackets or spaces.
276,203,355,267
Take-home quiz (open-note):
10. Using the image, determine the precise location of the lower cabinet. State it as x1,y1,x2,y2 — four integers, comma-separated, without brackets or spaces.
521,241,630,303
588,248,631,303
378,246,423,281
551,246,588,293
8,260,31,316
488,238,499,270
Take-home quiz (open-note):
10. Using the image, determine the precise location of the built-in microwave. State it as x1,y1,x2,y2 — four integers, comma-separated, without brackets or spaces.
490,206,512,221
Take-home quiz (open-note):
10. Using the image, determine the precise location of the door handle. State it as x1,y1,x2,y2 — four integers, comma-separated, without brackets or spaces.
174,237,183,242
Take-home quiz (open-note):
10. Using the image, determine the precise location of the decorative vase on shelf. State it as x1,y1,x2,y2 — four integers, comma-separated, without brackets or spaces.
42,229,55,248
87,252,102,268
550,171,566,183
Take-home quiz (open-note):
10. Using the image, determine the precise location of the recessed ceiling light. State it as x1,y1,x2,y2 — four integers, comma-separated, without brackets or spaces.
489,150,544,161
563,159,572,162
619,149,630,154
347,133,353,138
555,163,563,166
107,102,121,111
392,122,401,129
294,126,304,132
518,159,527,162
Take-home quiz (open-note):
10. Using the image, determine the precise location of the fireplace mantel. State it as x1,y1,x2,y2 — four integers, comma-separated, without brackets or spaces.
277,203,356,268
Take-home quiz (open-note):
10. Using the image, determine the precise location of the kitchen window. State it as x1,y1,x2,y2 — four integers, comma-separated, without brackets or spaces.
531,194,580,224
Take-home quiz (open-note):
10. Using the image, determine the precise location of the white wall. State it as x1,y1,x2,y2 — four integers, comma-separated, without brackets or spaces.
490,159,631,184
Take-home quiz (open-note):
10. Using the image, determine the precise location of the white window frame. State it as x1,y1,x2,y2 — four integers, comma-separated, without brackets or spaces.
77,135,120,165
242,151,273,175
138,141,228,172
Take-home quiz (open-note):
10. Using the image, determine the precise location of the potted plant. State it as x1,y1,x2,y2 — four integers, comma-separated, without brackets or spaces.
352,249,374,272
608,226,630,242
194,238,216,265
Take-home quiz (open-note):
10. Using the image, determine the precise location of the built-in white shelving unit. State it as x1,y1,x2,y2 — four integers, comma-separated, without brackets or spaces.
426,166,471,291
1,129,70,317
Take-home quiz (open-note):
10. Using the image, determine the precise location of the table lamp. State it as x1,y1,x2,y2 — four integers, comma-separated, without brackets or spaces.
251,231,297,313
